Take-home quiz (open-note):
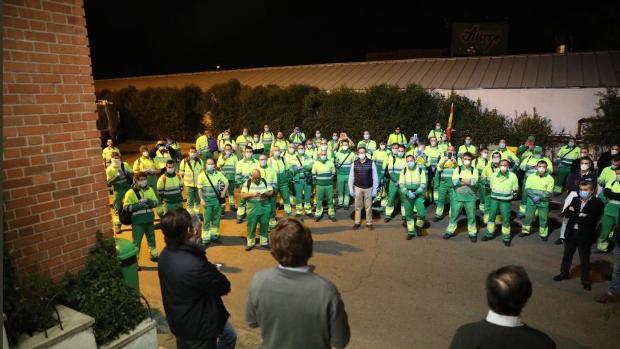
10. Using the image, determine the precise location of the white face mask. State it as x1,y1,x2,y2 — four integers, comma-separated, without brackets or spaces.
320,155,327,161
397,151,405,157
112,159,121,167
254,138,259,143
380,145,386,150
245,152,253,158
189,152,197,158
435,125,441,130
481,152,489,159
430,141,437,146
321,145,328,150
617,174,620,181
225,150,232,156
580,164,590,171
342,146,349,151
166,168,175,174
499,165,508,172
264,128,269,132
243,131,248,136
274,151,281,157
260,160,267,167
206,164,215,172
138,180,147,188
142,151,149,157
298,149,305,155
332,136,338,141
358,153,366,160
493,157,501,164
363,134,370,140
612,149,619,155
316,133,321,138
463,160,471,166
499,143,506,149
538,167,546,174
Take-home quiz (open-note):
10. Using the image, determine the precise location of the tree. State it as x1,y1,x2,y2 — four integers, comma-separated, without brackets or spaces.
583,88,620,145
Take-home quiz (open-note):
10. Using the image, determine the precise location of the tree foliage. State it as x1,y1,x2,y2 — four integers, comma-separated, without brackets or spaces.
583,88,620,145
97,79,555,146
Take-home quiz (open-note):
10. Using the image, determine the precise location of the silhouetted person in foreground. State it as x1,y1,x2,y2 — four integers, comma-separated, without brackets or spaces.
449,265,555,349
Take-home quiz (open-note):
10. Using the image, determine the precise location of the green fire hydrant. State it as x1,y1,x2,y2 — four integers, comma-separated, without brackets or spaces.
116,238,140,294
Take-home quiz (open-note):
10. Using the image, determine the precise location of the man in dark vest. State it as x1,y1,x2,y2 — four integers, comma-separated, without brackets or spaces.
348,147,378,230
554,181,604,291
449,265,556,349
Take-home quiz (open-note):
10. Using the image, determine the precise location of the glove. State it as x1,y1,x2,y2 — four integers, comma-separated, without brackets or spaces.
408,191,416,200
532,196,540,203
139,199,148,206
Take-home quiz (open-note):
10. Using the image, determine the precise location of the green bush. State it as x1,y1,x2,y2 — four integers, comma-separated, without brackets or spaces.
98,79,555,147
3,249,60,345
62,233,148,345
583,88,620,145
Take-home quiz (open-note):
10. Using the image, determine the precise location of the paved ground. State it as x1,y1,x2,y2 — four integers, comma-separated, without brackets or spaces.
114,141,618,349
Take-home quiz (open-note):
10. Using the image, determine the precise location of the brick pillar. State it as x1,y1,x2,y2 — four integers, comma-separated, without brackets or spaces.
3,0,112,280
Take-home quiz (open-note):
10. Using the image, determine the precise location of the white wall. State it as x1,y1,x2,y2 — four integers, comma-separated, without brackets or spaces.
436,88,605,135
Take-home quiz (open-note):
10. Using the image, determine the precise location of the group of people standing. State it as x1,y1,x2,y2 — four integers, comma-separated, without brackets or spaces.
102,124,620,298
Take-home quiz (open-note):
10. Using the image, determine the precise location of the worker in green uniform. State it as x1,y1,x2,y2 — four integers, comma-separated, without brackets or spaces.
153,142,173,172
444,152,479,242
435,145,458,221
156,160,184,217
133,145,159,193
483,159,519,246
179,146,203,215
387,126,407,147
268,146,292,218
312,130,325,148
284,143,298,206
289,144,314,217
240,169,273,251
457,136,477,158
438,133,451,154
260,124,275,154
257,154,279,228
358,130,377,157
518,146,553,217
328,132,340,152
335,139,355,209
195,129,214,161
427,122,445,141
236,128,253,159
216,144,238,211
312,149,337,222
249,133,265,161
598,167,620,252
235,146,258,223
314,139,334,161
554,138,582,194
289,126,306,146
400,155,427,239
123,172,159,262
424,137,443,203
480,151,501,224
217,130,236,156
102,138,121,168
520,160,554,241
473,148,490,211
272,131,289,155
383,144,407,222
496,139,520,171
166,136,181,170
373,142,390,210
197,158,229,245
106,152,133,233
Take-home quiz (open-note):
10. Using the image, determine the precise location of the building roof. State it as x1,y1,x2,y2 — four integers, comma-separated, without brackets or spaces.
95,50,620,92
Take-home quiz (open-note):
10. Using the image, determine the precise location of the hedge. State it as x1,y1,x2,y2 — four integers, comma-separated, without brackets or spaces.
96,79,554,147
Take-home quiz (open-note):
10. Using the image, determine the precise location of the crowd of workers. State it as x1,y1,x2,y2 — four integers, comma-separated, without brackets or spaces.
102,123,619,294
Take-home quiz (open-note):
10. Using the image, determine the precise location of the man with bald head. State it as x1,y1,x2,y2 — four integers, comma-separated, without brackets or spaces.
449,266,555,349
240,169,273,251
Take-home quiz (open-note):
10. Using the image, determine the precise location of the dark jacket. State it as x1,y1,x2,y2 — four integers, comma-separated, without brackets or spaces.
450,320,555,349
562,195,604,243
158,243,230,340
598,151,612,176
566,170,597,193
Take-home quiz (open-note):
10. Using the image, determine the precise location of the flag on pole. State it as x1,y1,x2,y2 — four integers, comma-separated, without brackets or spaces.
446,103,454,141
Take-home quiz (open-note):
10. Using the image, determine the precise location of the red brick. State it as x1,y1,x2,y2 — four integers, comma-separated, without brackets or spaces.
40,211,55,222
31,74,62,83
18,7,50,21
4,177,33,189
8,84,40,94
10,214,40,229
24,30,56,42
52,187,78,200
31,200,61,213
27,182,56,196
44,132,71,143
37,236,66,252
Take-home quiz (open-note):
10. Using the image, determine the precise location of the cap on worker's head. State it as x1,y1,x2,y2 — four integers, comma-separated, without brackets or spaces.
527,135,535,141
534,146,542,154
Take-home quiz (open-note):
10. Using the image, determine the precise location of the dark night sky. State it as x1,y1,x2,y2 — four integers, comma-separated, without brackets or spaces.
84,1,620,80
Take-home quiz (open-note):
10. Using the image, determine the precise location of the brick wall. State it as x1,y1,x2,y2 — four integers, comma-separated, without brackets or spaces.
3,0,112,280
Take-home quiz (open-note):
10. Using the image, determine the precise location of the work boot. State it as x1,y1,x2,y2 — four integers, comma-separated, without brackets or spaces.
330,216,337,222
469,236,477,243
518,232,528,238
553,274,569,282
503,240,511,247
443,233,453,240
554,238,564,245
245,245,255,252
406,234,414,240
541,236,548,242
353,224,361,230
367,224,374,231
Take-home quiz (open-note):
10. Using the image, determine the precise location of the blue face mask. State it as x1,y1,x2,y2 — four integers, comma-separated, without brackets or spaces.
407,162,416,169
579,191,590,199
